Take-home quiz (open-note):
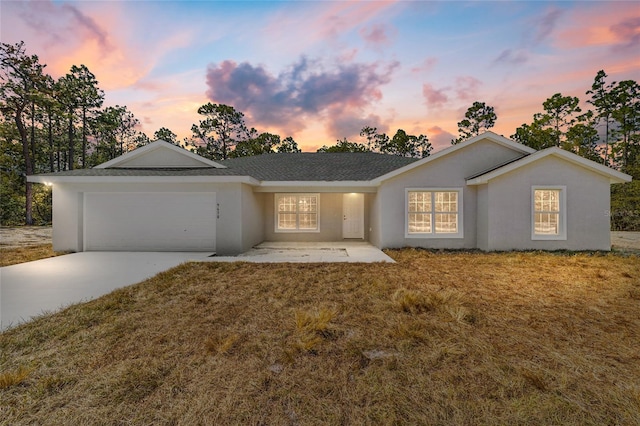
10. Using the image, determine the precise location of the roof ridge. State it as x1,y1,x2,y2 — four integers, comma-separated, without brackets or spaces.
464,154,530,180
108,167,219,171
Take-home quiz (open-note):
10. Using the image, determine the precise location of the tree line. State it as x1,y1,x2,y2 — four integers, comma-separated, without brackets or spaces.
510,72,639,231
0,42,303,225
1,41,638,230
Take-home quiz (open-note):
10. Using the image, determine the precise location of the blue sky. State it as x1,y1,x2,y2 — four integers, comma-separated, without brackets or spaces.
2,0,638,151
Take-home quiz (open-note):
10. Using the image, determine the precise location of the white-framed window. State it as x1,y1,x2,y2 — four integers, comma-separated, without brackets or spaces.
532,186,566,240
405,188,463,238
275,193,320,232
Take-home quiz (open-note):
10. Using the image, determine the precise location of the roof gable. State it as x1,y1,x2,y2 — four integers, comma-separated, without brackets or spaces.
466,147,632,185
372,131,535,183
95,140,226,169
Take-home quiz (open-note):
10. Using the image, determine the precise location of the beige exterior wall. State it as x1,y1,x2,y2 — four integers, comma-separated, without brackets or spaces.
376,139,525,249
47,138,620,254
52,185,83,253
369,191,381,248
51,182,247,255
117,148,210,168
476,185,489,251
262,192,371,242
241,186,264,251
484,156,612,251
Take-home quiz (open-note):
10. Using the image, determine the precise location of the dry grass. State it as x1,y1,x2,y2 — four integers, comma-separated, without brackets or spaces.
0,366,32,389
1,250,639,425
0,244,65,267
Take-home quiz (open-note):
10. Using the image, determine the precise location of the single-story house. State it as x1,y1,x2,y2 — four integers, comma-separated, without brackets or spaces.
28,131,632,254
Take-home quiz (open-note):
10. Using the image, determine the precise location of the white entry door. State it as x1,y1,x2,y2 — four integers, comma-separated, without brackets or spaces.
342,193,364,239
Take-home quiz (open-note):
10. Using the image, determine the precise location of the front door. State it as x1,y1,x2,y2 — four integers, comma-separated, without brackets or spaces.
342,193,364,239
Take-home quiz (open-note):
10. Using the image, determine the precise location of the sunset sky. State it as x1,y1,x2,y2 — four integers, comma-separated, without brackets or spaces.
2,0,639,152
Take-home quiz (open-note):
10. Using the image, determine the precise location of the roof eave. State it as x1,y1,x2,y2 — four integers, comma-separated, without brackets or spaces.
466,147,632,185
372,131,535,184
28,175,260,185
254,180,379,193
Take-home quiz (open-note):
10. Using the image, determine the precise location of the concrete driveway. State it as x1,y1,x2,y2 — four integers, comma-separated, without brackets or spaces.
0,252,210,331
0,244,393,330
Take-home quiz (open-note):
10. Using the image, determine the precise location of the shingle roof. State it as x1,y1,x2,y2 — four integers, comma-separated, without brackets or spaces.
219,152,418,181
33,152,419,181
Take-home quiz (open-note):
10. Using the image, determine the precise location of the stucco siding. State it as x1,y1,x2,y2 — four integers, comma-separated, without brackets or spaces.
241,185,264,251
377,139,523,249
263,193,371,242
476,185,489,251
485,156,611,251
116,148,209,168
369,192,381,247
52,186,82,252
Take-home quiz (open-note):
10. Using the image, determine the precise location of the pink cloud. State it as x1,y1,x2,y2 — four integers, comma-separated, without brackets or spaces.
132,80,168,92
2,1,115,77
527,6,564,45
493,49,529,65
411,57,438,73
1,1,198,91
338,49,359,62
326,109,388,140
320,1,398,40
205,57,398,135
553,3,640,50
262,1,399,53
609,16,640,51
422,84,448,108
455,76,482,101
13,0,112,52
427,126,456,152
359,23,396,48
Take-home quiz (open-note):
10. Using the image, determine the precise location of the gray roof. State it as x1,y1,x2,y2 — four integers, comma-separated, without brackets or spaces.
219,152,418,181
33,152,419,181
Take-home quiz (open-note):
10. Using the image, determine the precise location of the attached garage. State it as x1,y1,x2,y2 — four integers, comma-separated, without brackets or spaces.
83,192,216,251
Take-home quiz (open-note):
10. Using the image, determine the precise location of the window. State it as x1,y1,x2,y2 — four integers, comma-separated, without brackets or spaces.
275,194,319,232
532,186,566,240
406,189,463,238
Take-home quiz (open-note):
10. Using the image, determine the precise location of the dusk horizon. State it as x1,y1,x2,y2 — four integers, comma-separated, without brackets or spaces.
2,0,638,152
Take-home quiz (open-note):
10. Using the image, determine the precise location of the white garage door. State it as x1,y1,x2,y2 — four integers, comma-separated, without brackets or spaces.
84,192,216,251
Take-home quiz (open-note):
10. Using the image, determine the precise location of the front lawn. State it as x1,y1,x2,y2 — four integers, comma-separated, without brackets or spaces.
0,244,63,267
1,250,638,424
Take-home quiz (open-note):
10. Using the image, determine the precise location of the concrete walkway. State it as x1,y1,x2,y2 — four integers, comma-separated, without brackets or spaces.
0,252,210,330
203,242,395,263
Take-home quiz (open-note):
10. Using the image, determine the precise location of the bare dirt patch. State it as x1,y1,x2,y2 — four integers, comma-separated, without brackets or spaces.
611,231,640,252
0,227,52,249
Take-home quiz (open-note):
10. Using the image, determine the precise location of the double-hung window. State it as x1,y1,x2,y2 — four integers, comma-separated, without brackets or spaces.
532,186,566,240
275,194,319,232
406,189,463,238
